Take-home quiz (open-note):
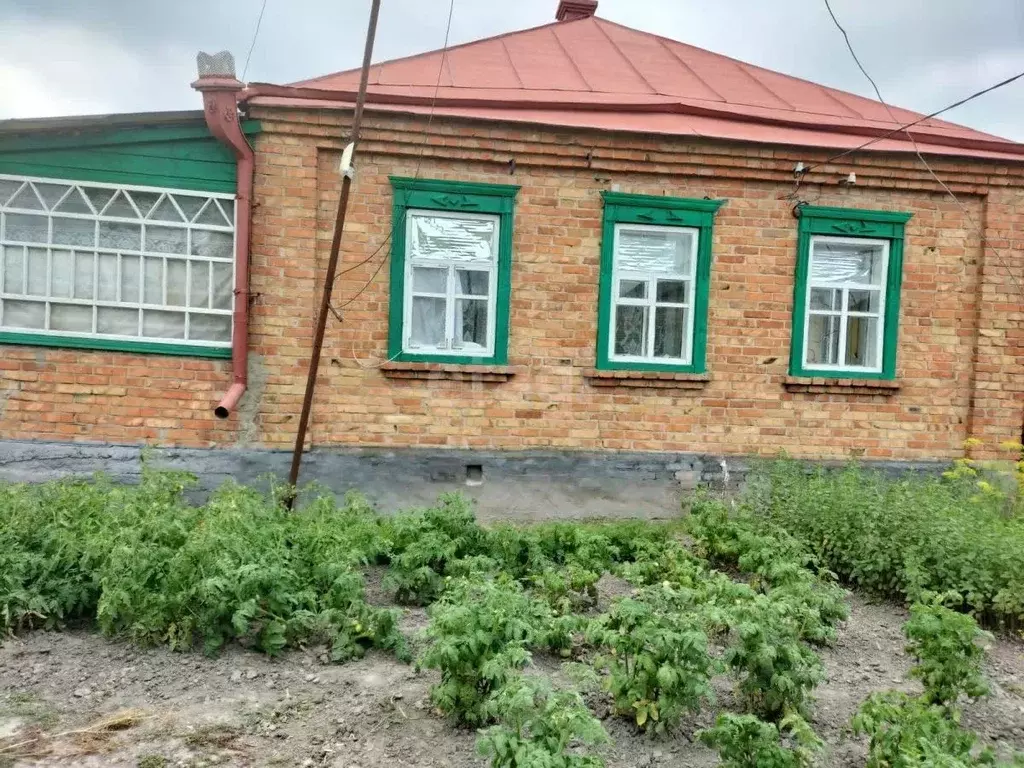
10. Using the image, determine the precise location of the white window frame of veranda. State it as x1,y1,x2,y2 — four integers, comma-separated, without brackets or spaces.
609,222,699,366
0,174,236,351
801,234,889,374
402,208,500,358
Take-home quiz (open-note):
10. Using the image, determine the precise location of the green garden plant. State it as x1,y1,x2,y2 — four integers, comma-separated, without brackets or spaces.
699,712,822,768
723,596,824,721
587,589,715,733
420,576,557,725
904,597,990,707
477,676,609,768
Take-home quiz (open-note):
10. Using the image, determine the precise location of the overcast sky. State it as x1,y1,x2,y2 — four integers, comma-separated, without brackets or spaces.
2,0,1023,141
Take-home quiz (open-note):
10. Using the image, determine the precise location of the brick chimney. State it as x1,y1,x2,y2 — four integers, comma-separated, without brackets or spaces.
556,0,598,21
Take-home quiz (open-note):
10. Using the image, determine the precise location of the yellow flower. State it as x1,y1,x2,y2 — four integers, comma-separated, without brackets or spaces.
964,438,984,450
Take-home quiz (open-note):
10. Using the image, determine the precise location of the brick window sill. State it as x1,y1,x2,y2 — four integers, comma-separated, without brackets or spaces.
583,369,710,390
783,376,901,395
380,362,521,382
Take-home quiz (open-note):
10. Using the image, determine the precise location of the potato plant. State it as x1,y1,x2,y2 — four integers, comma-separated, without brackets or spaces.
699,712,822,768
477,676,609,768
587,590,715,733
419,576,558,725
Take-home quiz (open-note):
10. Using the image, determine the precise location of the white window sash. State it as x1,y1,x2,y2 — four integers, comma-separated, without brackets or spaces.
0,174,235,349
802,235,889,373
609,222,698,365
402,209,499,357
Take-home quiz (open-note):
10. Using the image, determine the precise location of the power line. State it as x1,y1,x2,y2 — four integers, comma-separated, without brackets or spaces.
330,0,457,312
241,0,269,81
822,0,1022,294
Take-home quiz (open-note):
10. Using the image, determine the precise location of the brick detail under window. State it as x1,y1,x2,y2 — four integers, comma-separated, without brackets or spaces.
783,376,901,395
380,362,521,382
583,369,710,390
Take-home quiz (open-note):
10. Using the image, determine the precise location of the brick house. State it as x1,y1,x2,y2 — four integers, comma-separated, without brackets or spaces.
1,1,1023,508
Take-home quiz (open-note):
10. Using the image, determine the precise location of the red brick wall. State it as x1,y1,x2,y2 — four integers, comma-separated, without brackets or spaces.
3,108,1022,462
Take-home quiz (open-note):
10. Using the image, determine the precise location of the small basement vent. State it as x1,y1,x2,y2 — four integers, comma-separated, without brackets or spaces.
466,464,484,486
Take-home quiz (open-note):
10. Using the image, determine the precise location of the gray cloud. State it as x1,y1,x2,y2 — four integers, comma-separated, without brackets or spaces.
2,0,1022,141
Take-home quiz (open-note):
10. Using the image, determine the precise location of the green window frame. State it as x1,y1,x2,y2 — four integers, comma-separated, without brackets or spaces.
596,191,724,373
790,205,913,380
387,177,519,365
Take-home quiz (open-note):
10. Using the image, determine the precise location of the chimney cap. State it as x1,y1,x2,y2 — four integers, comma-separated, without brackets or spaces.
556,0,598,21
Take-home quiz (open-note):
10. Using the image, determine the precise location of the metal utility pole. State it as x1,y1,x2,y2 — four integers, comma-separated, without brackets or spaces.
287,0,382,502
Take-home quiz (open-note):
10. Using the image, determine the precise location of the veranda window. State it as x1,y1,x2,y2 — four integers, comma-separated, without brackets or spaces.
0,175,235,355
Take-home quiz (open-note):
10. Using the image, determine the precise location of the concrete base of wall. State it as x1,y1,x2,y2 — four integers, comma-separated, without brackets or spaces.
0,440,947,523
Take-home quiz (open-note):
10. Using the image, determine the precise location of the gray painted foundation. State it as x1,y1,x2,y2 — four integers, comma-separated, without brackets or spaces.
0,439,946,523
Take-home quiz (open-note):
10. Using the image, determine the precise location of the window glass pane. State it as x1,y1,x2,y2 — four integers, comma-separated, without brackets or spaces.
120,255,141,302
3,246,25,293
51,250,73,298
150,196,184,222
809,287,841,311
55,188,93,215
211,263,233,310
34,183,70,210
618,279,646,299
166,260,187,307
189,314,232,342
85,187,115,213
848,289,882,314
216,199,235,225
614,304,648,356
146,225,187,254
130,191,160,218
656,279,687,304
99,221,141,251
103,191,137,218
8,185,43,211
806,314,841,365
195,200,229,226
51,304,93,333
191,230,233,259
52,217,95,247
173,195,206,222
412,266,447,293
74,253,94,300
410,296,446,347
2,300,45,329
810,240,885,285
617,228,693,273
189,262,209,308
144,258,163,304
409,213,496,263
142,309,185,339
846,316,880,368
97,307,138,336
457,270,489,296
455,298,488,349
654,306,687,358
0,179,23,207
97,255,118,301
6,214,47,243
26,248,47,295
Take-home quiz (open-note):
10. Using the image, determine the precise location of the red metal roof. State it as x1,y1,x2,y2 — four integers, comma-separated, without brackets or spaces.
245,15,1024,161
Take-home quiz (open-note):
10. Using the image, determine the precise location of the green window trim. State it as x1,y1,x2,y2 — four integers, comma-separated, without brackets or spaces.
789,205,913,380
0,331,231,359
596,191,725,373
387,177,519,365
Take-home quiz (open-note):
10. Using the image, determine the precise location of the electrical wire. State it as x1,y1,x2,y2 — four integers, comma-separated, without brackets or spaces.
822,0,1022,294
241,0,269,81
330,0,457,314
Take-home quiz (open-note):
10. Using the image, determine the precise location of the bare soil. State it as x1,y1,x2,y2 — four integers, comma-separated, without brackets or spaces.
1,592,1022,768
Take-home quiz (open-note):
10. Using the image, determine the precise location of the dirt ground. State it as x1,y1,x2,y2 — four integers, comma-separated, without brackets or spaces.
1,589,1022,768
